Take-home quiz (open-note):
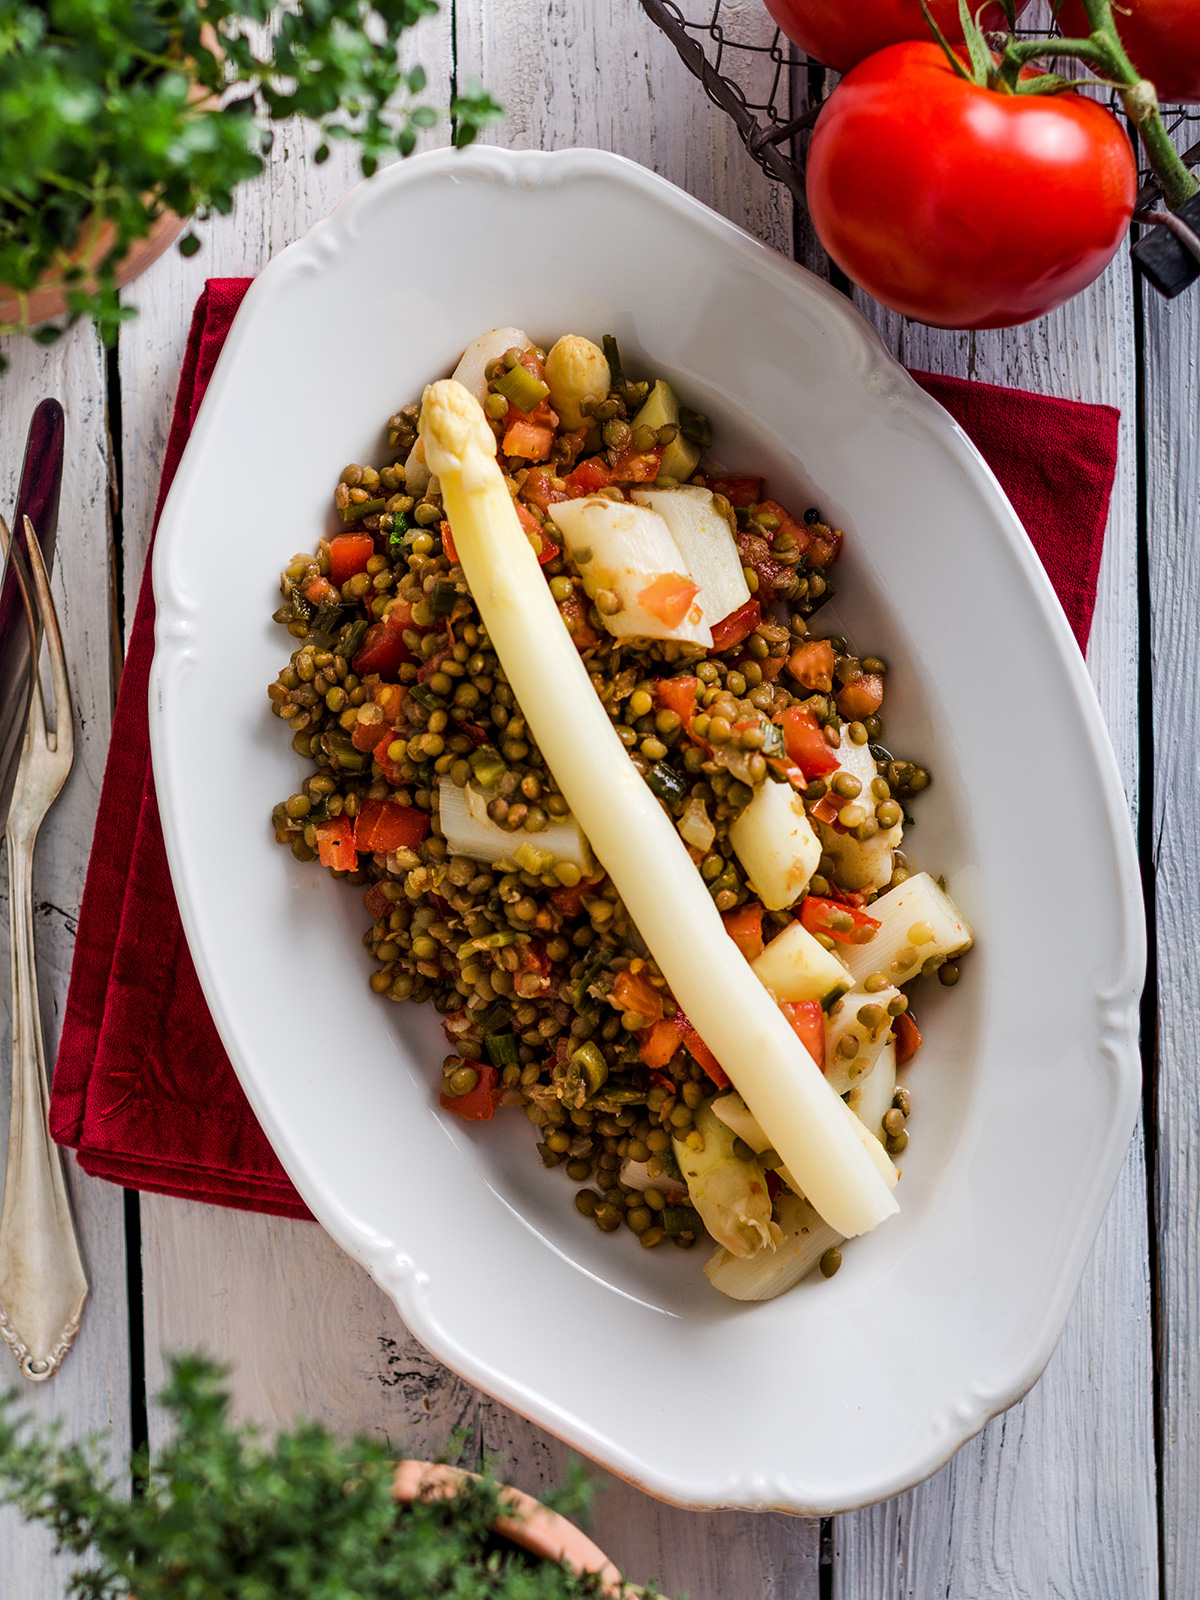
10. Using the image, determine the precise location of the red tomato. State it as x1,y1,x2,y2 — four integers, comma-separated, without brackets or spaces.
637,572,699,628
722,901,765,962
806,43,1137,329
372,729,406,786
799,894,881,947
775,705,840,779
654,675,699,726
780,999,825,1070
1060,0,1200,105
352,622,411,678
710,598,761,653
314,816,357,871
353,798,430,855
502,418,555,460
440,1061,502,1121
639,1014,689,1071
328,533,375,586
894,1010,922,1065
705,475,763,507
763,0,1030,75
612,963,665,1023
683,1029,730,1090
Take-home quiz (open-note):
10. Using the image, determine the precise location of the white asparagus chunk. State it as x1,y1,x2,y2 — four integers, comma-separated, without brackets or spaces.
437,778,594,873
547,496,712,646
751,919,853,1006
673,1101,782,1259
728,777,822,911
846,1041,897,1145
451,327,532,405
632,486,750,625
544,335,610,429
816,730,901,892
710,1091,802,1196
841,870,973,988
420,380,898,1239
822,985,900,1095
705,1190,842,1302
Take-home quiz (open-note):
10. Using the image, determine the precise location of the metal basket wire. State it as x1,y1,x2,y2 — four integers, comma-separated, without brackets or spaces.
639,0,1200,293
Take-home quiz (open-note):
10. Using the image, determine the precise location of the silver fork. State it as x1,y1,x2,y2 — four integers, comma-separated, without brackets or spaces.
0,515,87,1380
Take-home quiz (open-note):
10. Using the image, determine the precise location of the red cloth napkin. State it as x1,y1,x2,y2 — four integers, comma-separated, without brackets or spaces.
49,279,1121,1220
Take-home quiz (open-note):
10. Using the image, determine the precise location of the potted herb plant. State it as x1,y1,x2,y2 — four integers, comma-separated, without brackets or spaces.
0,1353,669,1597
0,1,501,362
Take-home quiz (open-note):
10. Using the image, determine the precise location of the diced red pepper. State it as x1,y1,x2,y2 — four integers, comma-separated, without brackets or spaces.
608,445,662,483
439,520,459,564
363,882,392,920
520,465,570,514
654,675,699,728
564,455,615,497
722,901,764,962
637,572,699,628
514,499,559,565
315,816,357,871
440,1061,502,1121
894,1011,922,1066
786,638,837,693
353,798,430,855
353,622,412,678
705,475,764,508
799,895,881,947
775,705,841,779
372,729,407,786
684,1029,730,1090
780,999,824,1070
328,533,375,586
710,598,761,653
809,791,848,833
502,418,556,461
640,1014,689,1071
558,589,602,650
612,963,665,1024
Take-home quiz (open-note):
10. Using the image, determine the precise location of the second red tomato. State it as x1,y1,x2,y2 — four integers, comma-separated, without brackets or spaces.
1059,0,1200,105
762,0,1031,75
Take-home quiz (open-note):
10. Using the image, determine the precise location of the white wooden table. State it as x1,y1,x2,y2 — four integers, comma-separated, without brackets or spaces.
0,0,1188,1592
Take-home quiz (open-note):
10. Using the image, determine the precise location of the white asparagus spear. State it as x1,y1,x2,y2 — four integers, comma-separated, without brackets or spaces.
419,380,898,1239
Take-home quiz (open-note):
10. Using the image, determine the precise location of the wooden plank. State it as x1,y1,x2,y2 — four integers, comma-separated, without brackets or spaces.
1144,270,1198,1600
0,320,132,1595
833,246,1158,1598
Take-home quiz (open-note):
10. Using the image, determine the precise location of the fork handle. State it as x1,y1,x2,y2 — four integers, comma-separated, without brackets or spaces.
0,822,87,1379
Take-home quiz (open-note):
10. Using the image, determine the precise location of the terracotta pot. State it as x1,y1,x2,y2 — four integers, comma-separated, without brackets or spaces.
0,209,186,329
393,1460,635,1596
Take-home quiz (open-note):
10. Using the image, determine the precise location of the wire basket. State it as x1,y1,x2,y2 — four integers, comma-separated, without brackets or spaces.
639,0,1200,297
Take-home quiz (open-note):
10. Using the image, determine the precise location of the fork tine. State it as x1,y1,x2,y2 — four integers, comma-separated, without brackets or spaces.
0,515,39,666
21,518,70,771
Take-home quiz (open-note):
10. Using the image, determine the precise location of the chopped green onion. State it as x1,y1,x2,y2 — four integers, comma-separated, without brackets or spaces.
430,581,458,616
469,745,507,790
659,1141,683,1183
408,684,444,711
573,957,605,1011
312,599,347,637
323,731,366,772
601,335,625,392
760,721,785,759
646,761,688,805
485,1033,519,1067
661,1205,704,1237
514,840,555,876
340,497,386,522
388,513,409,555
477,1000,512,1035
678,407,712,449
457,930,519,958
337,618,367,659
493,365,550,413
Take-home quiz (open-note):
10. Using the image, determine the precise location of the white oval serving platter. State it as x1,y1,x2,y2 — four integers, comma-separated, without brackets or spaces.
150,146,1144,1515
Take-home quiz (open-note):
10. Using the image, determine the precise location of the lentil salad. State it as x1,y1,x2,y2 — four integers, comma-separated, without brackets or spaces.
267,328,974,1298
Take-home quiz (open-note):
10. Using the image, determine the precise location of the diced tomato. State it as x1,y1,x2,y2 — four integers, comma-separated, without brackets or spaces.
780,999,824,1070
705,475,764,508
514,499,559,565
440,1061,502,1121
735,529,792,600
786,638,836,693
894,1011,922,1066
384,594,438,637
439,520,459,564
722,901,764,962
775,705,841,779
516,345,548,385
353,622,411,678
757,654,786,683
559,589,602,650
608,445,662,483
808,522,842,568
520,465,569,514
417,644,452,684
564,455,615,497
372,729,406,785
640,1014,689,1071
353,798,430,855
351,713,389,753
809,791,847,833
328,533,375,586
548,875,605,919
800,894,881,947
637,572,699,628
502,418,556,461
753,499,813,556
302,574,340,607
654,675,699,728
612,963,665,1024
363,882,392,920
710,598,761,653
315,816,357,871
836,674,884,722
516,941,552,994
684,1029,730,1090
375,682,407,725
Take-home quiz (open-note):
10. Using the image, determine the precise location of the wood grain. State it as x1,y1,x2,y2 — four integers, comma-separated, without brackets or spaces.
1144,276,1197,1600
0,320,132,1596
